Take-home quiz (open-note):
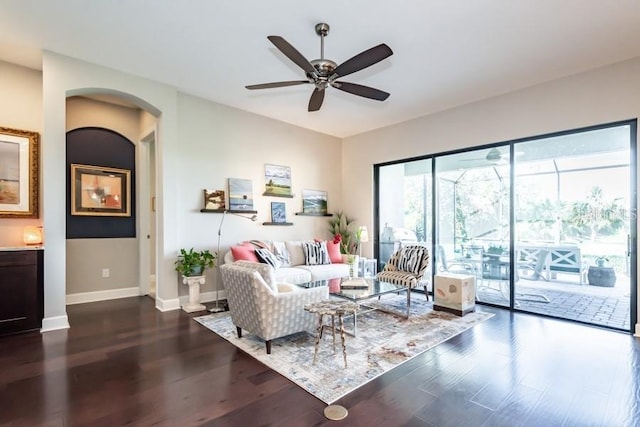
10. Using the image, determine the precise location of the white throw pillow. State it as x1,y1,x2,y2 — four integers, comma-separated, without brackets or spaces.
271,241,291,267
233,260,278,293
285,240,306,266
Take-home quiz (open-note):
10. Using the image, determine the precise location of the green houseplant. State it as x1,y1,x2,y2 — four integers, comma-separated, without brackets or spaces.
328,211,356,254
175,248,216,277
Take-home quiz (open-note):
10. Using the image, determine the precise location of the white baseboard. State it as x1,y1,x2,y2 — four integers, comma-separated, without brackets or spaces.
177,290,227,308
66,287,140,305
155,296,181,312
41,315,70,332
635,323,640,337
199,290,227,303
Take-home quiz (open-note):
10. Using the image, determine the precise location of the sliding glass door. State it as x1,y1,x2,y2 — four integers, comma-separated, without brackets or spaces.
435,147,511,308
513,124,634,330
374,120,636,332
377,159,432,290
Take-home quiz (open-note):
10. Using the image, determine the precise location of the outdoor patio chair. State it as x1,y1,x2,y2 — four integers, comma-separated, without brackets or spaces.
517,249,550,281
437,245,478,276
515,249,551,303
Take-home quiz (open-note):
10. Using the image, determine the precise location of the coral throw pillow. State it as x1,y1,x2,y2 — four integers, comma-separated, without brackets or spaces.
325,240,343,263
231,243,259,262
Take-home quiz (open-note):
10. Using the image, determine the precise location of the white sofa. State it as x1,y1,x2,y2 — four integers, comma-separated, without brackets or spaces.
223,240,351,285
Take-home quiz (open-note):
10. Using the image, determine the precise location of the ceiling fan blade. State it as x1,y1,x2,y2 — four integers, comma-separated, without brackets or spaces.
246,80,309,90
332,81,390,101
331,43,393,78
267,35,317,76
308,88,325,112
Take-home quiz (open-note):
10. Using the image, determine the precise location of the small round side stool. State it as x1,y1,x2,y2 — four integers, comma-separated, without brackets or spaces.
304,300,359,368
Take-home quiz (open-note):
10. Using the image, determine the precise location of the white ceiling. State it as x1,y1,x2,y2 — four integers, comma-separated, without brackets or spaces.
1,1,639,138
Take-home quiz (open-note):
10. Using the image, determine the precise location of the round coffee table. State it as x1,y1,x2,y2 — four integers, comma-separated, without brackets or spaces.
304,300,359,368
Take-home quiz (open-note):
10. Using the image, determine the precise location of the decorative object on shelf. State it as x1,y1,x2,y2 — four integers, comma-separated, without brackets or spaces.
23,226,43,245
203,189,225,210
295,212,333,217
302,189,328,215
271,201,286,223
0,127,39,218
175,248,216,277
328,211,356,254
70,163,131,217
212,210,258,312
228,178,254,211
263,164,293,197
356,226,369,257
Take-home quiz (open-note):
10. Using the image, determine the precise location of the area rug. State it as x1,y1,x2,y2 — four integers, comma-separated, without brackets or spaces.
194,294,493,404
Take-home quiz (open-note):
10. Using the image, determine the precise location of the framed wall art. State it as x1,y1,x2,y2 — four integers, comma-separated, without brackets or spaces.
0,127,39,218
271,201,286,223
263,164,293,197
301,189,328,215
203,189,226,210
71,163,131,216
228,178,254,211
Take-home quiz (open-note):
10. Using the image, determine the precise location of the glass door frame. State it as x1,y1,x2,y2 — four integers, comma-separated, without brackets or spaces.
373,119,637,333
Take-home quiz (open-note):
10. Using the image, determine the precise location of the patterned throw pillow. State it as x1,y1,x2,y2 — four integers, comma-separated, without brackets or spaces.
271,241,291,267
397,246,426,274
302,241,330,266
255,248,282,269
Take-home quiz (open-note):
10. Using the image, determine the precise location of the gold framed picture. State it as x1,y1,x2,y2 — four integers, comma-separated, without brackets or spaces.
71,163,131,216
0,127,39,218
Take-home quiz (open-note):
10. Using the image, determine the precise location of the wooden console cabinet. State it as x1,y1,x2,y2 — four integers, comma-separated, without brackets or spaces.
0,248,44,335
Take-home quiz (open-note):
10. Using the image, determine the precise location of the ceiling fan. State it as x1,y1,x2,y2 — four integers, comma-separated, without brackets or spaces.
245,23,393,112
461,148,507,164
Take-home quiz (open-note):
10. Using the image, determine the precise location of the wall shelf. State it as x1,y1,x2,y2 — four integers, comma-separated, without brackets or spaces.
262,192,294,198
200,209,258,214
295,212,333,217
262,222,293,226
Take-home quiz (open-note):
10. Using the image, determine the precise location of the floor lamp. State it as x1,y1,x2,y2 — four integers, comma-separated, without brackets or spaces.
210,210,258,313
358,226,369,258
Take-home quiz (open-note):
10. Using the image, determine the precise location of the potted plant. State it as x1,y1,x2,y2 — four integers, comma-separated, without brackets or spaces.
175,248,216,277
594,255,609,268
328,211,356,255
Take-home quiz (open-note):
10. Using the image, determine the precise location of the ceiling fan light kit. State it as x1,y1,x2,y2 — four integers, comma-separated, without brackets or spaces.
246,23,393,112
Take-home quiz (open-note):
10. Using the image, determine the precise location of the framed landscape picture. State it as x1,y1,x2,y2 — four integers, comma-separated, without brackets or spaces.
264,164,292,196
71,163,131,216
203,189,225,210
301,189,328,215
228,178,254,211
0,127,39,218
271,201,286,223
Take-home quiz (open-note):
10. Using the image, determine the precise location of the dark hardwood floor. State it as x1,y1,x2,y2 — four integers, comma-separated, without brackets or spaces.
1,296,639,426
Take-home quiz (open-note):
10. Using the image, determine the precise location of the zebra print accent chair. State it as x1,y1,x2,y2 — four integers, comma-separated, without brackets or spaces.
377,244,430,300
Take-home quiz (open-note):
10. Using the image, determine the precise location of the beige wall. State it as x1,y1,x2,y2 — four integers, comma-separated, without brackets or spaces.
174,93,342,296
0,61,43,246
65,97,141,297
342,57,640,333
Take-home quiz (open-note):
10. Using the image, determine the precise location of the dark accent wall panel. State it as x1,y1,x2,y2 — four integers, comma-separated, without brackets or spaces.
66,127,136,239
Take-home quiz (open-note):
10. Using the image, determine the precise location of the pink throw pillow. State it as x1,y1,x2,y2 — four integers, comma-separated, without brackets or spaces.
326,240,343,263
231,243,259,262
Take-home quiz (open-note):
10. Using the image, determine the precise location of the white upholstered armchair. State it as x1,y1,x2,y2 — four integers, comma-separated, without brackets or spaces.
219,261,328,354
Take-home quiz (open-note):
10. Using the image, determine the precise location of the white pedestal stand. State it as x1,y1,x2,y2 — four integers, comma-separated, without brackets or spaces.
182,275,206,313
